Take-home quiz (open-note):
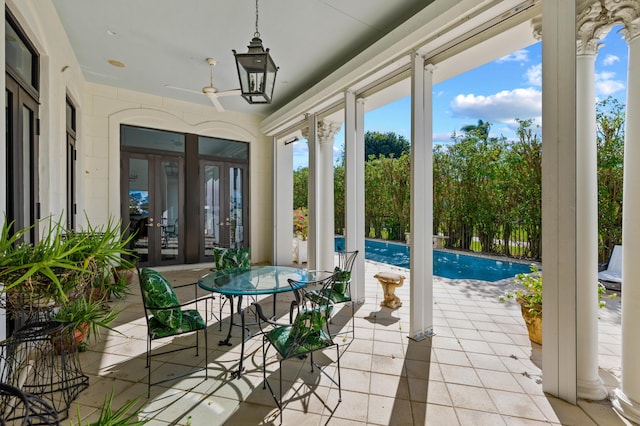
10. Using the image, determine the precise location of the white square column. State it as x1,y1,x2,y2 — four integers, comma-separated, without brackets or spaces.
541,0,578,403
612,3,640,421
409,52,435,340
344,91,366,303
272,136,295,265
307,115,319,271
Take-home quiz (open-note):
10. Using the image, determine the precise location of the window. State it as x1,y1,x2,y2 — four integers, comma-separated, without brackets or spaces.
66,97,77,229
5,9,39,242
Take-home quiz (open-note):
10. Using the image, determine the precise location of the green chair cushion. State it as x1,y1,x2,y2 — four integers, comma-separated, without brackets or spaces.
328,290,351,304
213,247,250,270
333,269,351,292
307,283,351,304
148,309,206,339
266,306,333,357
140,268,182,329
329,267,351,296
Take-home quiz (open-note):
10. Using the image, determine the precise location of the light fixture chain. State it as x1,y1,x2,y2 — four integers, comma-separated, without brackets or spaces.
254,0,260,38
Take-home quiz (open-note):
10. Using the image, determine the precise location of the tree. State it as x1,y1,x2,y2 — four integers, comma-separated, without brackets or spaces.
432,119,541,257
331,104,623,264
293,167,308,209
460,119,491,142
364,131,410,160
597,96,625,262
507,119,542,258
334,165,345,234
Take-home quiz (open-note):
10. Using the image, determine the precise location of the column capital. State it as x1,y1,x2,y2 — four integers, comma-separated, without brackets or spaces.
303,119,341,144
531,1,617,52
577,0,610,55
605,0,640,41
317,120,342,144
531,16,542,41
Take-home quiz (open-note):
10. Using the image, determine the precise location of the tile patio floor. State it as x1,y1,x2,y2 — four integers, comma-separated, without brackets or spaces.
67,260,630,425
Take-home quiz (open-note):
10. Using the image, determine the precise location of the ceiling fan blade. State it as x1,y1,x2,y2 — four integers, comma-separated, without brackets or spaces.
168,59,237,112
204,90,225,112
215,89,242,97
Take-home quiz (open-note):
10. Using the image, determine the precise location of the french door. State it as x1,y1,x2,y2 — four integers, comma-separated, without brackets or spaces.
124,154,184,266
120,125,250,265
5,76,39,243
201,161,248,261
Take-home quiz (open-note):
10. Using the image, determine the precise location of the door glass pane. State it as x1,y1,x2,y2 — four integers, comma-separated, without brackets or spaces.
129,158,149,263
160,160,180,261
198,136,248,160
66,136,75,229
5,18,37,89
121,125,185,153
22,105,33,243
6,89,14,228
203,165,220,258
66,99,76,230
230,167,244,248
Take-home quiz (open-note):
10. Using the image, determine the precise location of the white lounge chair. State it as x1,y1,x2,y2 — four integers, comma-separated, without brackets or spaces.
598,244,622,290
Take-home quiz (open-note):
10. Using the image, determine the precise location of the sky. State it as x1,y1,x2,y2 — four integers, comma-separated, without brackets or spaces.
292,26,629,170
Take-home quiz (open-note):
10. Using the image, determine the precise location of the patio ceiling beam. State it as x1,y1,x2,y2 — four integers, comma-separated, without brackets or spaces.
261,0,537,136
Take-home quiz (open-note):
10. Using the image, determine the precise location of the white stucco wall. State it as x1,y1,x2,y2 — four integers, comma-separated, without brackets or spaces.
5,0,88,221
91,84,273,263
2,0,273,264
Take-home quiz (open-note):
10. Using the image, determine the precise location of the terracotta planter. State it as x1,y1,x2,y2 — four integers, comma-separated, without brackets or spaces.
113,267,135,286
86,286,109,303
51,323,89,354
520,304,542,345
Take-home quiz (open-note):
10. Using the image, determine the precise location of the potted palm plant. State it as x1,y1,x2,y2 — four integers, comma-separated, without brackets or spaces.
51,295,120,352
503,266,543,344
500,265,616,345
75,388,149,425
0,214,134,318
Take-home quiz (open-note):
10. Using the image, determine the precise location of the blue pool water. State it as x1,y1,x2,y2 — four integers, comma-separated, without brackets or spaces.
334,237,531,282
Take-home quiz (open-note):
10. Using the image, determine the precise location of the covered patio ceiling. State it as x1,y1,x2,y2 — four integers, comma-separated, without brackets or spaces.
52,0,434,116
51,0,540,129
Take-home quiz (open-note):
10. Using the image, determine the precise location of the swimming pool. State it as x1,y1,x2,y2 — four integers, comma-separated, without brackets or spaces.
334,237,532,282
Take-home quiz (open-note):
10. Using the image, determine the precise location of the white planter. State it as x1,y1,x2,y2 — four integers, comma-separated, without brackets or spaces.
293,238,308,264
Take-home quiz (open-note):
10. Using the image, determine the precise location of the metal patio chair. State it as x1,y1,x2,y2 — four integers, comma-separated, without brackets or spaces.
298,249,359,338
0,382,60,425
210,246,251,330
137,267,209,397
252,272,342,423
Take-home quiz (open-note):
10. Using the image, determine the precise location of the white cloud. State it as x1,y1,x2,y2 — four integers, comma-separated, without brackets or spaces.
525,64,542,86
598,71,616,80
450,88,541,125
497,49,529,63
603,54,620,66
595,71,625,96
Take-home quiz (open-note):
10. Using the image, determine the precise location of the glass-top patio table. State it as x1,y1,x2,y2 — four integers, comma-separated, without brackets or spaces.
198,265,325,378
